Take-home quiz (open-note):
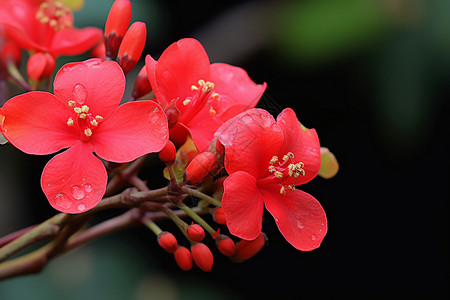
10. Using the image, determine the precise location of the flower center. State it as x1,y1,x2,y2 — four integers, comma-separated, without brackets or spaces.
66,101,103,142
266,152,305,195
35,0,73,31
180,79,220,124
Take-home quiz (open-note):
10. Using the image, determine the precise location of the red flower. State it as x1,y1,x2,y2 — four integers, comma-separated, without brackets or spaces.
215,108,327,251
0,0,102,57
146,38,266,151
0,58,168,213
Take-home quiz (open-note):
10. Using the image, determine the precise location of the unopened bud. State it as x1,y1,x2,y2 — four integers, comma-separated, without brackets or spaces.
165,100,180,129
104,0,132,59
174,246,193,271
157,231,178,253
212,207,226,225
131,65,152,100
158,140,176,165
215,234,236,256
117,21,147,74
191,242,213,272
27,52,55,80
184,152,218,184
187,224,205,242
230,232,267,263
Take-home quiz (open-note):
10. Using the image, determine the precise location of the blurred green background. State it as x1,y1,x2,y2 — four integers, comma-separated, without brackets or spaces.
1,0,449,298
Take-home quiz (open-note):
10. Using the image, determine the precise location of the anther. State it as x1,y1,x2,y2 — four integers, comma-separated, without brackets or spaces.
209,108,216,116
81,105,89,113
270,156,278,165
95,115,103,121
68,100,76,107
183,99,191,106
280,186,286,195
74,107,82,114
212,93,220,101
66,118,74,126
79,113,87,119
84,128,92,137
268,166,276,173
191,85,198,91
90,119,98,126
274,171,283,179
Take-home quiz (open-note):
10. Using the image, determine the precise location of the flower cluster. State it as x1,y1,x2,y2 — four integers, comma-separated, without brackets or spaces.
0,0,339,273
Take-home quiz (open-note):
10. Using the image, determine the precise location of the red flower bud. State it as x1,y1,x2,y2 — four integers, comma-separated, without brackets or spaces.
187,224,205,242
174,246,193,271
191,242,213,272
184,152,218,184
131,66,152,100
165,100,180,129
27,52,55,80
215,234,236,256
212,207,227,225
159,140,176,165
157,231,178,253
230,232,267,263
104,0,132,59
117,22,147,74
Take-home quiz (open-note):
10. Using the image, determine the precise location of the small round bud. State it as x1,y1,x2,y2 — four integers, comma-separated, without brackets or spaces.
158,140,176,165
212,207,226,225
187,224,205,242
27,52,55,80
165,100,180,129
230,232,267,263
184,152,218,184
174,246,193,271
191,242,213,272
157,231,178,253
215,234,236,256
131,66,152,100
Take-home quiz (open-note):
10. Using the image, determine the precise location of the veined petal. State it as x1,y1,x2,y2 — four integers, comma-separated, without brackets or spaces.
53,59,125,119
50,27,103,57
91,100,168,163
210,63,266,111
149,38,210,108
42,141,107,214
0,91,77,155
215,108,283,178
222,171,264,240
262,186,327,251
277,108,321,185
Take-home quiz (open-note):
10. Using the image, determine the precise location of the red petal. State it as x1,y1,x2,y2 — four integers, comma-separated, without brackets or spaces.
148,38,210,109
42,141,107,214
262,186,327,251
50,27,103,57
53,59,125,119
215,108,283,178
222,171,264,240
91,100,168,163
0,91,77,154
277,108,321,185
210,63,266,112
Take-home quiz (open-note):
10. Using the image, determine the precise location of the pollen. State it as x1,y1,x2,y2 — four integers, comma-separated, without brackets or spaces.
81,105,89,113
191,85,199,91
268,165,276,173
183,99,191,106
90,119,98,126
74,107,82,114
280,186,286,195
212,93,220,101
274,171,283,179
209,107,216,116
79,113,87,119
66,117,74,126
68,100,76,107
84,128,92,137
95,115,103,121
288,162,305,178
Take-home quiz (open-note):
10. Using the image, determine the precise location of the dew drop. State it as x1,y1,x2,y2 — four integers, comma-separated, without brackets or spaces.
71,185,85,200
54,193,72,209
153,107,159,113
311,234,317,241
83,183,92,193
77,203,86,212
296,220,304,229
73,84,87,105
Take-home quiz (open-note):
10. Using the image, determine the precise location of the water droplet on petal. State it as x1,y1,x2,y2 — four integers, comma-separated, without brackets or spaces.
83,183,92,193
73,84,87,105
54,193,72,209
311,234,317,241
71,185,85,200
153,107,159,113
77,203,86,212
296,220,304,229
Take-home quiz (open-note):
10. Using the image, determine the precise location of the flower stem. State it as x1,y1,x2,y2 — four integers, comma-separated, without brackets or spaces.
178,203,217,237
182,187,222,207
142,218,163,236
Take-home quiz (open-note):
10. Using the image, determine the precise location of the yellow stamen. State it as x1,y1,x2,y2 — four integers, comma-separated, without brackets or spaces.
274,171,283,179
191,85,199,91
84,128,92,137
68,100,76,107
212,93,220,101
90,119,98,126
74,107,82,114
183,99,191,106
280,186,286,195
66,118,74,126
95,115,103,121
79,113,87,119
268,166,276,173
81,105,89,113
209,108,216,116
270,156,278,165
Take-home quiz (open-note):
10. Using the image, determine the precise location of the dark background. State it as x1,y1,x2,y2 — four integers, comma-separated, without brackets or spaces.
1,0,449,298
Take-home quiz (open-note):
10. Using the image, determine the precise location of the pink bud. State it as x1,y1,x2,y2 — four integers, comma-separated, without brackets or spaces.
131,66,152,100
104,0,132,59
184,152,218,184
191,242,213,272
230,232,267,263
187,224,205,242
174,246,193,271
27,52,55,80
157,231,178,253
117,22,147,74
215,234,236,256
158,140,176,165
